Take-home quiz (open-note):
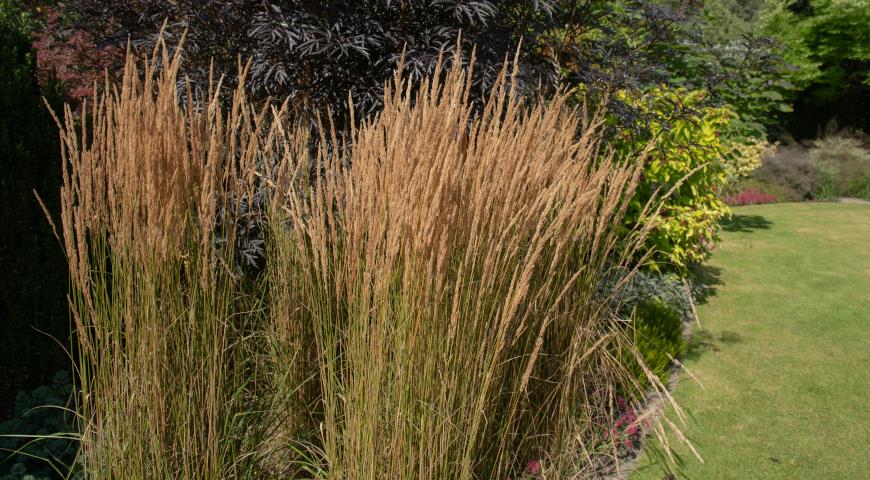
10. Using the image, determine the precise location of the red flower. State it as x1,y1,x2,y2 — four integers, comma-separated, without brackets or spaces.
725,188,777,206
526,460,542,476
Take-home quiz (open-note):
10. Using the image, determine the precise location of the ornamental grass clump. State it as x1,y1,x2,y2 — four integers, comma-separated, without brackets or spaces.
54,38,690,479
54,37,283,477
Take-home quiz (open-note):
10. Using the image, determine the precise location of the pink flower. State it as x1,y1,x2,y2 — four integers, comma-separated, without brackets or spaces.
725,188,777,206
526,459,542,476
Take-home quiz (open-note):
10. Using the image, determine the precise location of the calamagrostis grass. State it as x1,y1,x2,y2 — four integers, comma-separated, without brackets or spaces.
56,35,286,478
55,37,689,479
263,49,686,478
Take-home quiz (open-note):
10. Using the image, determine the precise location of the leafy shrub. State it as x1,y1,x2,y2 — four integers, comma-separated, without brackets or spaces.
615,86,732,272
810,134,870,200
723,137,775,185
624,300,687,390
683,0,796,139
64,0,786,133
725,188,778,206
0,372,77,480
65,0,560,120
607,268,695,324
762,0,870,134
754,143,821,201
844,175,870,200
607,270,691,390
31,6,123,102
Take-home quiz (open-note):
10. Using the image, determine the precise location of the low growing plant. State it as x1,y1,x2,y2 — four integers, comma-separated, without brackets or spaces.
605,271,691,394
725,188,778,206
623,301,687,392
605,268,695,323
0,372,77,480
729,177,795,203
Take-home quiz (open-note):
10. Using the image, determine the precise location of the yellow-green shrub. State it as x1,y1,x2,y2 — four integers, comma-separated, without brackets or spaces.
723,136,776,183
614,86,732,271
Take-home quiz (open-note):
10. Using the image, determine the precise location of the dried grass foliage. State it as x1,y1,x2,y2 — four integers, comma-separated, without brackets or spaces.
55,38,690,479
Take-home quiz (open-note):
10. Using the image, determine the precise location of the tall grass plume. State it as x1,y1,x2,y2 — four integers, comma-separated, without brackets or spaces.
54,38,689,479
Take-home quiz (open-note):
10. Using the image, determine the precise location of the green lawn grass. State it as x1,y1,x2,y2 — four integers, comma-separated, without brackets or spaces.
631,202,870,480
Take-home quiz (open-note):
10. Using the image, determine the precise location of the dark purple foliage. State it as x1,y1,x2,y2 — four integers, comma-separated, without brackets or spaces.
63,1,715,128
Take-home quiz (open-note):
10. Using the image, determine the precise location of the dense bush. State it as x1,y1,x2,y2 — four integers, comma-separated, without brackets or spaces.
607,270,691,392
615,86,732,272
753,143,822,201
0,372,77,480
747,133,870,202
0,2,70,420
30,5,122,102
547,1,795,140
61,0,776,131
677,0,795,139
64,0,604,121
624,300,687,391
810,134,870,200
722,137,775,186
608,268,695,323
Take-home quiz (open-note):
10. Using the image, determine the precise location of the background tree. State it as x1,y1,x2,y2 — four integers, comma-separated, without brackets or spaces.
67,0,561,123
762,0,870,136
64,1,739,127
676,0,794,139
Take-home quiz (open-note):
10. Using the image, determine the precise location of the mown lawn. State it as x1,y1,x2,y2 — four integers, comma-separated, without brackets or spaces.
632,202,870,479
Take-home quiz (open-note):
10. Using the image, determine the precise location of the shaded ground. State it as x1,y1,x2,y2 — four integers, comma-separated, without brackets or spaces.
632,203,870,479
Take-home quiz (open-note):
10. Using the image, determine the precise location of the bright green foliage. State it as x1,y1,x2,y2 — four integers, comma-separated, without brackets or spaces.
625,300,687,390
770,0,870,94
608,269,692,391
758,1,822,89
615,86,732,272
761,0,870,132
663,0,796,139
701,0,768,40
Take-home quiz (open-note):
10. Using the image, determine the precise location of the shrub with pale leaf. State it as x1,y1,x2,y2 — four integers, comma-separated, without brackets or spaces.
723,137,776,184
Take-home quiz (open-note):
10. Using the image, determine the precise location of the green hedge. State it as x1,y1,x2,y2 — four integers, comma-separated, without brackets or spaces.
0,5,70,420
